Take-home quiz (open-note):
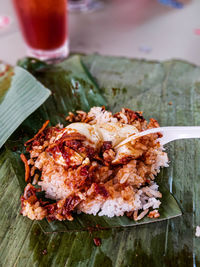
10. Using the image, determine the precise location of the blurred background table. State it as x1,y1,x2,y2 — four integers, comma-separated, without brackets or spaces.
0,0,200,65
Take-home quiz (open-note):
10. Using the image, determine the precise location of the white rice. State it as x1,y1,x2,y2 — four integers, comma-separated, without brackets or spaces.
77,181,162,218
88,107,118,124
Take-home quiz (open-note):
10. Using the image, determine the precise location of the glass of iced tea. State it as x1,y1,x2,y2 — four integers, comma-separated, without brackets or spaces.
13,0,68,61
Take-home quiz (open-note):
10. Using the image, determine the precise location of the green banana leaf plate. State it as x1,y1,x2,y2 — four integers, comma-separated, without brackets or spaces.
0,54,200,266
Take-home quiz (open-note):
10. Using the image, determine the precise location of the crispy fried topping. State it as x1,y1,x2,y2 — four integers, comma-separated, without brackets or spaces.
114,108,145,124
46,195,81,221
20,107,168,222
25,120,50,146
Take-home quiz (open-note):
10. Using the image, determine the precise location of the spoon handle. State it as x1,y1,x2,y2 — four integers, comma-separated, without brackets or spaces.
116,126,200,148
158,126,200,145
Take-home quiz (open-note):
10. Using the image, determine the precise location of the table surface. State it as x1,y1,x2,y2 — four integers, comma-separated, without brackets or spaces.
0,0,200,66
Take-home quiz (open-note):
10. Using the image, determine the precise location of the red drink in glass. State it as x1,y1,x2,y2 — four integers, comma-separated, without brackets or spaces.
13,0,68,60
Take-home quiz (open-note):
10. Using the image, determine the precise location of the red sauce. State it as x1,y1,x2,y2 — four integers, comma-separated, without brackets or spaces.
60,146,77,167
119,156,133,165
78,146,95,160
24,184,37,199
32,140,40,146
94,183,109,198
63,196,80,213
13,0,67,50
49,145,60,154
101,141,112,153
93,238,101,246
46,204,56,214
80,165,89,177
65,140,82,150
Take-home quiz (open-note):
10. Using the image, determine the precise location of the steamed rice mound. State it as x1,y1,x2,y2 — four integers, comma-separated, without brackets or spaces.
20,107,168,222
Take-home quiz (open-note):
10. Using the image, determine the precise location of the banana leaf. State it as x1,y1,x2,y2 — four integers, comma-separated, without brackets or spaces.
0,54,200,266
0,63,51,148
6,55,181,233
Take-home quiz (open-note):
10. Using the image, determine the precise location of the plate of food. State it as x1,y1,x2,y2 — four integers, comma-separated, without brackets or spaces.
0,54,199,266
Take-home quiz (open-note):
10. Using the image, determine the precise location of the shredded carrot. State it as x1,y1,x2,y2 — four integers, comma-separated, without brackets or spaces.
25,120,50,146
20,153,30,182
148,210,160,218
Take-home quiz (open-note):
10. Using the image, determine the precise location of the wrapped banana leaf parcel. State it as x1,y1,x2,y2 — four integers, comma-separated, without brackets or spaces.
0,54,200,267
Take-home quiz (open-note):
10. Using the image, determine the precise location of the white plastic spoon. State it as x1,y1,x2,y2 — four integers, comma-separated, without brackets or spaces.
116,126,200,148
